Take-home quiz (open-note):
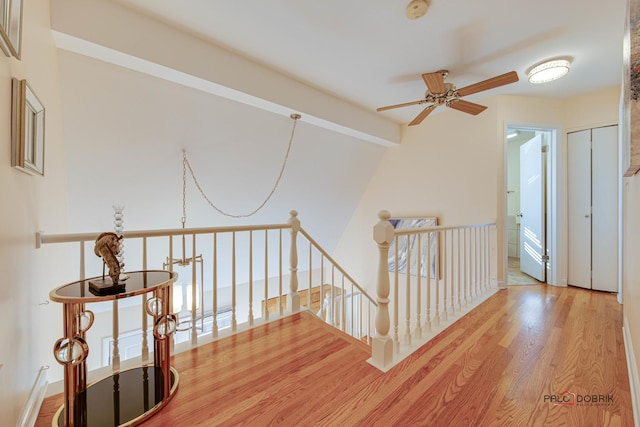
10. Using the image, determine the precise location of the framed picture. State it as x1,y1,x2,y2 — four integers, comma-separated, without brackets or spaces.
11,78,45,176
388,217,438,279
0,0,23,58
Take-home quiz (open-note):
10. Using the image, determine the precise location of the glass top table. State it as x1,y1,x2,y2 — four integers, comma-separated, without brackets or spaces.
50,270,179,426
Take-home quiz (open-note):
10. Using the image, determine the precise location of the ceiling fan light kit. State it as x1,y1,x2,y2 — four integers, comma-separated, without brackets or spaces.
406,0,429,20
527,59,571,84
377,70,519,126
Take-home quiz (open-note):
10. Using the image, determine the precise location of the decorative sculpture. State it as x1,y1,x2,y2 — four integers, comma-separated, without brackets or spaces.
91,232,125,294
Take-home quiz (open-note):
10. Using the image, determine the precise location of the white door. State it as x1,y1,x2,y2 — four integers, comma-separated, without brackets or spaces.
567,130,592,289
567,127,619,291
519,134,545,282
591,126,618,292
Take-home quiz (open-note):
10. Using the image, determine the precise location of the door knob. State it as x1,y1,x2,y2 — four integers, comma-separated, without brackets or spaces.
584,214,590,218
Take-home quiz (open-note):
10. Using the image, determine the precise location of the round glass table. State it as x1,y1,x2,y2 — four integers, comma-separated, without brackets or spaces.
49,270,178,426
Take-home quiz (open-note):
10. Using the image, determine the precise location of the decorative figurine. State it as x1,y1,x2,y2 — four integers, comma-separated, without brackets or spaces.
90,232,126,294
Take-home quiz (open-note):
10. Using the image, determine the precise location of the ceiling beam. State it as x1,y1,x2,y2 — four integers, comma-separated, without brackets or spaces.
51,0,400,146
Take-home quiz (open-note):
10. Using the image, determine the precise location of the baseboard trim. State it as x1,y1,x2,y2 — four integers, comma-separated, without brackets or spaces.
623,316,640,427
17,366,49,427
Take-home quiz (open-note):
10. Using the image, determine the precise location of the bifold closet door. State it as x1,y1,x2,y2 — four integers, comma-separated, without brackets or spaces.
567,130,591,289
567,126,618,292
591,126,618,292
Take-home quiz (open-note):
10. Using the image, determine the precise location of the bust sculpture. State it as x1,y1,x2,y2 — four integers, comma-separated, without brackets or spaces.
94,232,123,285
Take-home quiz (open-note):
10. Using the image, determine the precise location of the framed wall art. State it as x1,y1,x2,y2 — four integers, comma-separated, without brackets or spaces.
11,78,45,176
0,0,24,58
387,217,439,279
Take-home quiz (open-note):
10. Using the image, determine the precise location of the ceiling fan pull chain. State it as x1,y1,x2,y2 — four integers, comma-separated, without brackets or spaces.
183,113,301,219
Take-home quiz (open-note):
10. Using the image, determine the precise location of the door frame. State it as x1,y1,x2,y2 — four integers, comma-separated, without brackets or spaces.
503,121,564,287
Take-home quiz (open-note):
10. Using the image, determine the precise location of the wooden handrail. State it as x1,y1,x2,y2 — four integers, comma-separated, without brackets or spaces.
299,228,377,306
392,221,496,236
36,223,291,248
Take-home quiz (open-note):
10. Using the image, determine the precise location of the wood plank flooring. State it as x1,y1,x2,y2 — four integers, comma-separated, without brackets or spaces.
36,284,633,426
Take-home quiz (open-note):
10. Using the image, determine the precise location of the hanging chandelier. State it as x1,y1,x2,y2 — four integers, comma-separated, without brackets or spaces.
163,154,204,335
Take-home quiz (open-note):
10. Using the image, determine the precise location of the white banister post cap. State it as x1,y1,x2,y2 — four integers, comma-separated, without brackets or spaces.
374,210,394,244
289,210,301,231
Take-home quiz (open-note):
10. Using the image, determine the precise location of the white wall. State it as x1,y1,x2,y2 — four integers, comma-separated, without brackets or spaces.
334,98,500,290
335,87,621,293
0,2,71,423
57,50,385,250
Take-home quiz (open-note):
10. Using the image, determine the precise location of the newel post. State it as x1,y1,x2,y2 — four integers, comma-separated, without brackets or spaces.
372,210,395,369
288,210,301,313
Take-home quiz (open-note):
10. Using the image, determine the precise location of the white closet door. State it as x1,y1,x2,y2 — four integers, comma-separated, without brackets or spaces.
591,126,618,292
567,130,592,289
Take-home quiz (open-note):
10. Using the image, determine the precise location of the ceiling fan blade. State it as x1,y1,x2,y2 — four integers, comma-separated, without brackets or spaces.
448,99,488,115
377,99,426,112
422,72,446,94
456,71,519,97
408,105,437,126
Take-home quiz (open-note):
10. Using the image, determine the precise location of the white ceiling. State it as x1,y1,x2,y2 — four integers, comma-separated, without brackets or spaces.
114,0,627,124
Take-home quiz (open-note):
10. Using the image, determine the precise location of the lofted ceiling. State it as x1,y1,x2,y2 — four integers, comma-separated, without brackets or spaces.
113,0,627,125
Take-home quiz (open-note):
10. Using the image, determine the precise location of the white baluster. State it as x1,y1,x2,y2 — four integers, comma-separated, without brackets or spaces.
475,228,480,297
191,234,198,345
426,231,432,332
442,231,448,322
112,300,120,371
372,210,395,368
308,242,312,309
435,230,441,326
79,242,85,280
331,265,336,326
415,233,422,340
463,228,468,307
450,229,455,316
232,232,237,331
249,231,254,326
476,228,480,294
393,236,399,352
279,230,283,316
341,276,346,333
405,234,411,346
457,229,462,311
287,211,302,313
212,234,219,338
264,230,269,320
320,256,325,320
141,237,149,362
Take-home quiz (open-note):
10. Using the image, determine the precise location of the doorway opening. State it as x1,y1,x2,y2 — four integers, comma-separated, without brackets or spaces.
505,125,557,286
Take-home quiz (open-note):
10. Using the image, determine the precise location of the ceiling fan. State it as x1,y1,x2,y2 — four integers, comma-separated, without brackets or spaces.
377,70,519,126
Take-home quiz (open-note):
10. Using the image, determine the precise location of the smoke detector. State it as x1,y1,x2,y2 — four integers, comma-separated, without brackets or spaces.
406,0,429,20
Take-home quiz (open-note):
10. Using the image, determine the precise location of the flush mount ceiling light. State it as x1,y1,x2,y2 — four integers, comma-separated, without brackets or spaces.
406,0,429,19
527,59,571,84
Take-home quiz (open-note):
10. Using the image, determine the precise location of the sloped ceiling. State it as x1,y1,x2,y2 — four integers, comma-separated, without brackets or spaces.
50,0,627,252
112,0,626,124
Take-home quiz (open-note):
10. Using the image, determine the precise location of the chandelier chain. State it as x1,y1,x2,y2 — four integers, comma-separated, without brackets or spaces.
182,114,301,219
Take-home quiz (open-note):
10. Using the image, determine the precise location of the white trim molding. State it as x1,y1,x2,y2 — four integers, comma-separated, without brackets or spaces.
17,366,49,427
623,316,640,427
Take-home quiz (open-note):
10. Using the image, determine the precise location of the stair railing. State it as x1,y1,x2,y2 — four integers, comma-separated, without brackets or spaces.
37,210,376,375
370,210,498,371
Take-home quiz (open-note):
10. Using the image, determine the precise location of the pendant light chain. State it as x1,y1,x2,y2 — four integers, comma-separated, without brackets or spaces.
182,113,301,219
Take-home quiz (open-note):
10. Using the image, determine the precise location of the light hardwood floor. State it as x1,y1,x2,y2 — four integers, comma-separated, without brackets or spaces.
37,285,633,426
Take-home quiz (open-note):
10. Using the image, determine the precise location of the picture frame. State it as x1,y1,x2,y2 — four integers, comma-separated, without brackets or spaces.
11,78,45,176
0,0,24,59
388,217,439,279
